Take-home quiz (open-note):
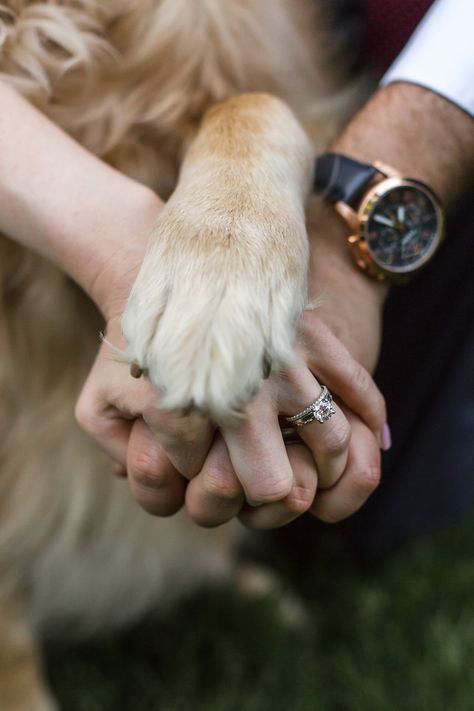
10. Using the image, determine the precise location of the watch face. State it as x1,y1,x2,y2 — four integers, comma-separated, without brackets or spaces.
363,183,442,273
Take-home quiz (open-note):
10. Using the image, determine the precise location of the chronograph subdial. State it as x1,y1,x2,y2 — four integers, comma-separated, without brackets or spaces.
314,153,445,282
362,183,442,274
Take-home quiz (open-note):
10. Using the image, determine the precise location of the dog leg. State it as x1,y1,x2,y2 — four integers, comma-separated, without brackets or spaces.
123,93,314,424
0,592,57,711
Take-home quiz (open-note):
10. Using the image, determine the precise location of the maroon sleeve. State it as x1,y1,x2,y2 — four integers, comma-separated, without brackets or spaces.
361,0,435,75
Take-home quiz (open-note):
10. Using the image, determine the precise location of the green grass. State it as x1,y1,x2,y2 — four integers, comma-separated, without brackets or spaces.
46,518,474,711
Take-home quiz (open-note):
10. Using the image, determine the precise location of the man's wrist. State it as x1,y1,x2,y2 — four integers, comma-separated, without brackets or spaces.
309,82,473,296
331,83,474,205
307,197,390,306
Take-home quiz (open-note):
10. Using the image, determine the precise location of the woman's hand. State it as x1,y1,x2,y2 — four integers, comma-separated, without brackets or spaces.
76,293,386,529
131,315,387,529
74,185,389,531
0,81,190,509
148,200,390,529
183,329,385,530
75,317,191,515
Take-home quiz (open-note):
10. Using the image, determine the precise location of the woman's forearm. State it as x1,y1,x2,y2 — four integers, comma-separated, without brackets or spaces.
0,80,161,315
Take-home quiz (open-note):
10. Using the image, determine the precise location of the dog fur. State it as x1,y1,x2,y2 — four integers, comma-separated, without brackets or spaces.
0,1,356,707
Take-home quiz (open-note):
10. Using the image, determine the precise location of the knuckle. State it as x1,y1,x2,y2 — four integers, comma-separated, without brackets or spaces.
313,507,343,525
354,464,381,496
284,485,314,515
138,495,183,518
129,451,163,490
74,399,97,433
351,363,372,395
186,487,238,528
350,366,387,425
249,473,293,504
202,465,241,502
320,423,351,457
187,506,227,529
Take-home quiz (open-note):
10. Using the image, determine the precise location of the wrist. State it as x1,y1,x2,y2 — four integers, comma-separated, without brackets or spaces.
331,83,474,205
305,199,385,371
0,82,162,318
83,186,163,320
309,82,474,291
307,197,390,307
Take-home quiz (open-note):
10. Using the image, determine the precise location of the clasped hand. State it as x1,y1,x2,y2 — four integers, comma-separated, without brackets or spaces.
77,265,387,530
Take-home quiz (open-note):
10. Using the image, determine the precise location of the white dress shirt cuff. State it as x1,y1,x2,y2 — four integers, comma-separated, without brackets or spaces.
381,0,474,117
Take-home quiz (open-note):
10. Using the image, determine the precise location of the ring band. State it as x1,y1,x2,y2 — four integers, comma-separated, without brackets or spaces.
285,385,336,427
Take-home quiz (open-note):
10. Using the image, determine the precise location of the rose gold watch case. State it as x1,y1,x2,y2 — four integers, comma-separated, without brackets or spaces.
335,171,445,283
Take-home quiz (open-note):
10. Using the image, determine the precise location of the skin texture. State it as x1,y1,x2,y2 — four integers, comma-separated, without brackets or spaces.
0,5,472,707
334,83,474,204
2,81,471,531
0,82,158,317
1,3,468,707
121,94,315,422
95,82,473,529
0,84,385,525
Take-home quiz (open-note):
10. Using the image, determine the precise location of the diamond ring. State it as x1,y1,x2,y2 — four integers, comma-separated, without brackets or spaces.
285,385,336,427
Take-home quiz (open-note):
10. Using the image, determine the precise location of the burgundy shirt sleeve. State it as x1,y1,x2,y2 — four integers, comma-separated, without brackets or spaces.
361,0,435,76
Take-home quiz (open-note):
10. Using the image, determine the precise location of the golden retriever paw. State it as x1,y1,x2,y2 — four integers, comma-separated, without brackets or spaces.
122,93,313,424
122,195,308,424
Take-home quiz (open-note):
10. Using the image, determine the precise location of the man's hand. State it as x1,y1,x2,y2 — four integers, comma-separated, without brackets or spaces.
79,83,474,531
180,207,389,530
76,277,387,530
74,187,389,530
161,190,388,530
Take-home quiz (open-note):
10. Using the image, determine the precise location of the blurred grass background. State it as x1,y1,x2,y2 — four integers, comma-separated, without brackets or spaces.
46,518,474,711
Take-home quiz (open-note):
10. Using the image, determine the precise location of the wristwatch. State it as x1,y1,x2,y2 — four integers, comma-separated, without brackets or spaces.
313,152,445,282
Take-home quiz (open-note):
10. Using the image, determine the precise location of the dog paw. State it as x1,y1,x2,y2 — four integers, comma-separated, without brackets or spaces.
122,193,308,424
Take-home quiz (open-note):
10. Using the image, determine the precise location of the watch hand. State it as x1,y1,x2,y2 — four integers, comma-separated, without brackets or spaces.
402,229,417,246
397,205,405,224
373,215,395,227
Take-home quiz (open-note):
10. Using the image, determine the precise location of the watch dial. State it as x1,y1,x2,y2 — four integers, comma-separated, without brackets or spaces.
364,185,440,272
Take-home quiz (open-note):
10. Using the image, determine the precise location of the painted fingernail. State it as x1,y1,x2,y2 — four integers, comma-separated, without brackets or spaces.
380,423,392,451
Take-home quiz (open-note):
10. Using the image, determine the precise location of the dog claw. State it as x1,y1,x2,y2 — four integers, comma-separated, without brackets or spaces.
130,362,143,379
262,355,272,380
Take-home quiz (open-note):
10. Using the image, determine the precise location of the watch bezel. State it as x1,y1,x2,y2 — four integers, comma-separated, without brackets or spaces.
353,177,445,279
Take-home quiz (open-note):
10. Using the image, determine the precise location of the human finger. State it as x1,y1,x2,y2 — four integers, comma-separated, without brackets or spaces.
278,360,351,489
185,434,245,527
222,384,293,505
75,339,158,467
127,418,186,516
300,314,387,441
310,408,381,523
75,385,132,466
238,444,317,529
143,406,215,479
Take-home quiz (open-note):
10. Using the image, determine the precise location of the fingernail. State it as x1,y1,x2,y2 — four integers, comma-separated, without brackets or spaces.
246,499,264,508
380,423,392,451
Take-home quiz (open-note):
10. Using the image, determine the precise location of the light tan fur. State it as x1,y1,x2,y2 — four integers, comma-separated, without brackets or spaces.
0,1,355,708
123,93,314,420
